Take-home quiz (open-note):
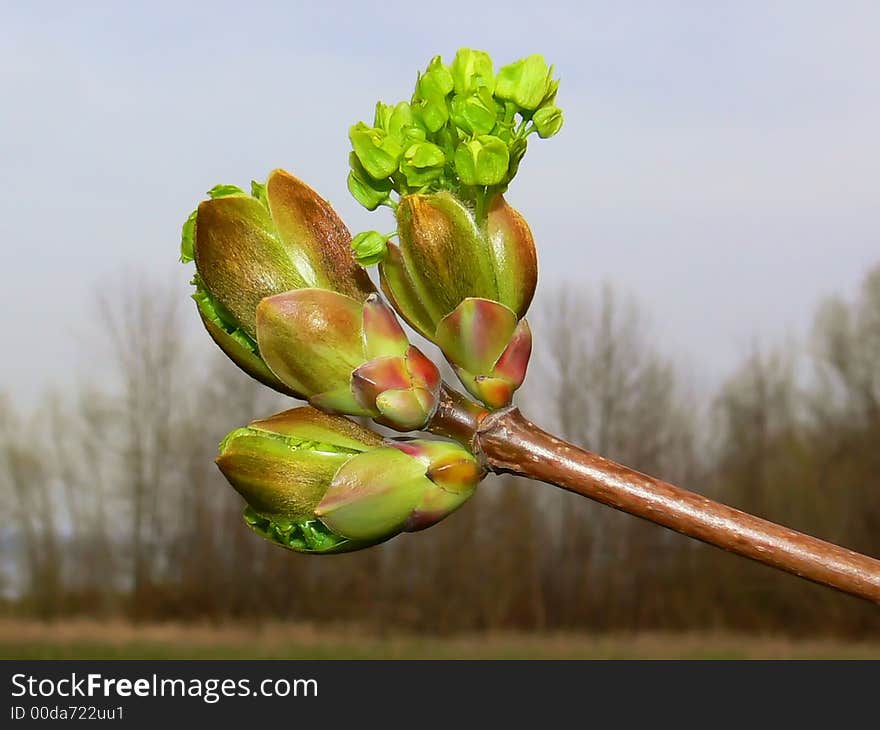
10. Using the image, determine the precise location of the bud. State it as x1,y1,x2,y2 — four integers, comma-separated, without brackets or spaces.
373,100,393,130
379,192,536,408
256,291,441,431
450,87,497,136
399,142,446,188
372,101,426,148
418,56,454,99
347,153,393,211
413,91,449,134
347,49,562,211
315,438,481,540
388,439,484,531
451,48,495,96
532,105,564,139
454,135,510,187
434,298,532,409
217,407,482,553
386,101,418,138
495,54,552,111
351,230,389,266
184,169,375,395
349,122,403,180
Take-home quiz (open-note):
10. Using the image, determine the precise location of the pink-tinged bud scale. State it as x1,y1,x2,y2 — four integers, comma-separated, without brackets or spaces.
256,290,441,431
435,298,532,409
377,191,537,409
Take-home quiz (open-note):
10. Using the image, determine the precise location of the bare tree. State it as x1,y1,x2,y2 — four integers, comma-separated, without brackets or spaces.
809,265,880,559
3,265,879,636
0,396,61,616
95,276,186,616
531,282,701,628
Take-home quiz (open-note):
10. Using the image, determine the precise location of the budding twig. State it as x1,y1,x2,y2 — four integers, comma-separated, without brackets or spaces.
186,48,880,604
429,387,880,605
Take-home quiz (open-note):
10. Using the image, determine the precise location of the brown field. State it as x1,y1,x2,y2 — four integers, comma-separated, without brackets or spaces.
0,619,878,659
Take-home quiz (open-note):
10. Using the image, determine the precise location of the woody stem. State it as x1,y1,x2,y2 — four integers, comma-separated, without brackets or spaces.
428,387,880,604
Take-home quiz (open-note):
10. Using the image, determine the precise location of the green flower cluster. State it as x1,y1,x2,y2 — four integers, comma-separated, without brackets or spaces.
347,48,562,214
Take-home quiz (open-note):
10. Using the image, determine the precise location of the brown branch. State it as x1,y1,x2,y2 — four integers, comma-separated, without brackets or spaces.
429,387,880,605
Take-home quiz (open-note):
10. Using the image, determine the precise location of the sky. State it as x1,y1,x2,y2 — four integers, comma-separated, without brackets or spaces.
2,1,878,405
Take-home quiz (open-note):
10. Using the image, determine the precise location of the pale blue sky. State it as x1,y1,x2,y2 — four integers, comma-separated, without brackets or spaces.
2,1,878,404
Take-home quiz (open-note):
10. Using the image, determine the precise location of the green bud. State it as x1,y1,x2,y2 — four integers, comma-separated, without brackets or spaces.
418,55,454,99
388,101,417,139
532,105,564,138
400,124,428,147
400,142,446,187
351,230,389,266
390,193,497,327
495,54,551,111
192,170,374,340
373,100,393,130
451,48,495,96
182,169,375,394
256,290,442,431
348,50,563,207
349,122,403,179
414,92,449,134
217,407,482,552
454,135,510,186
385,191,537,331
348,152,393,211
384,192,537,408
315,439,482,541
450,88,497,136
218,425,355,525
404,141,445,169
217,407,384,554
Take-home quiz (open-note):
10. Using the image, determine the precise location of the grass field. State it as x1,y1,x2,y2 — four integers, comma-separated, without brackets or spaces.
1,620,878,659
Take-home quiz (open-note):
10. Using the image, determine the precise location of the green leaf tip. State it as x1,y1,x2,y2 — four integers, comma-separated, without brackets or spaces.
250,179,269,208
218,423,364,460
207,183,247,199
179,180,270,263
179,209,198,263
347,48,562,215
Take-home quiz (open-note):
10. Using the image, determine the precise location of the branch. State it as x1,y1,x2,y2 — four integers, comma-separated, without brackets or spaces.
429,387,880,604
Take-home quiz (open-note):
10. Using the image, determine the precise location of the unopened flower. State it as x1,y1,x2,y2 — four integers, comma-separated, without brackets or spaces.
381,192,536,408
217,407,483,553
180,169,441,430
256,291,441,431
346,48,562,408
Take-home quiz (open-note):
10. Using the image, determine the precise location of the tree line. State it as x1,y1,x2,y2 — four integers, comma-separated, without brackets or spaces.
1,267,878,635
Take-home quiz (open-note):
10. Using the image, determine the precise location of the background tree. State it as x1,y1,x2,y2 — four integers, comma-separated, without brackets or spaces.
2,270,878,636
